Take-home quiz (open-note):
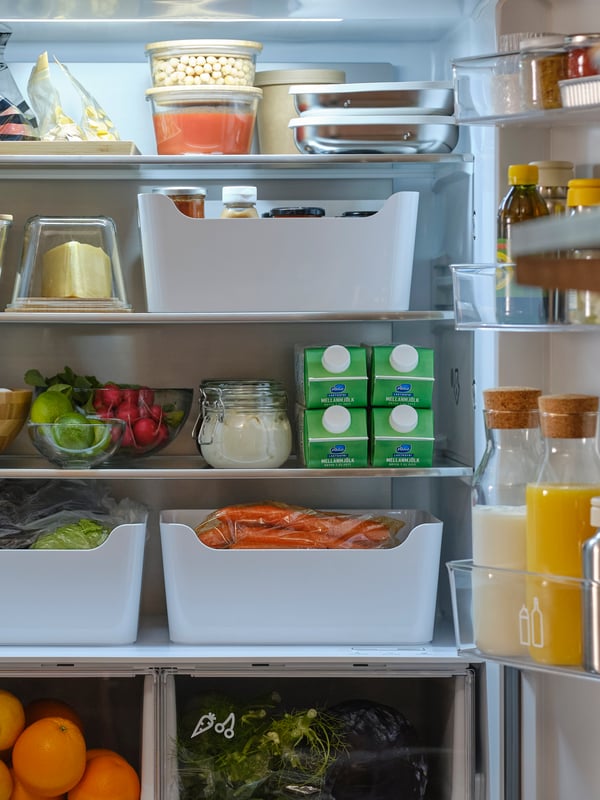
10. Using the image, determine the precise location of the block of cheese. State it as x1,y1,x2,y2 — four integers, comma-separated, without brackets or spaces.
41,241,112,298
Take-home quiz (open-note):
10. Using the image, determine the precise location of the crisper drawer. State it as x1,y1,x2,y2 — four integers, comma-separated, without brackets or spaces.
0,670,156,800
137,191,419,313
159,509,443,646
0,520,147,645
163,667,475,800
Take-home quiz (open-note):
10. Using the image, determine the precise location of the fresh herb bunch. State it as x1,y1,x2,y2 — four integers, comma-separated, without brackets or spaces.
175,692,346,800
24,365,102,408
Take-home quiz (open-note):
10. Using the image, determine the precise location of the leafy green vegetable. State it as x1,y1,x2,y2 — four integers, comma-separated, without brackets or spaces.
31,518,110,550
25,366,102,408
175,692,346,800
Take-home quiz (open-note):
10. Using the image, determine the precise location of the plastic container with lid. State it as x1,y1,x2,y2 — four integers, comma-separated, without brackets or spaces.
565,33,600,79
471,387,543,657
519,35,569,109
145,39,263,88
145,85,262,155
194,380,292,469
526,393,600,666
254,68,346,154
151,186,206,218
220,186,259,218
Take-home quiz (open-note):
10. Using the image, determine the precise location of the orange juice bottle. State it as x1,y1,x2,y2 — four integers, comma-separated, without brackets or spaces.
526,394,600,666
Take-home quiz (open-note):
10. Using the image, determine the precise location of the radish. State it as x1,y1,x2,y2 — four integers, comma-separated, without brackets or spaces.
133,417,169,449
96,384,122,409
116,402,141,423
138,387,155,406
122,387,140,405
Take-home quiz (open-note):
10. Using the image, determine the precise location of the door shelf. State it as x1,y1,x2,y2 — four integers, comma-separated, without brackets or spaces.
447,559,600,683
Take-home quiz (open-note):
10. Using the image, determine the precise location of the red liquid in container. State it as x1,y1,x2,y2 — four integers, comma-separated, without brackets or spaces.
152,111,256,155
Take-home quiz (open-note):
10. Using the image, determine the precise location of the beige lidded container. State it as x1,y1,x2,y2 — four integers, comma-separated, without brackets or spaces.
254,68,345,154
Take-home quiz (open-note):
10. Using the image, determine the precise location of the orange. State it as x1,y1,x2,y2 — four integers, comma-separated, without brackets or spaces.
12,717,86,797
0,691,26,751
86,749,128,764
67,754,140,800
9,771,62,800
25,699,84,733
0,761,12,800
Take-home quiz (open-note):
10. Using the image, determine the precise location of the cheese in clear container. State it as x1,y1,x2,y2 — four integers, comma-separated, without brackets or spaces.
194,380,292,469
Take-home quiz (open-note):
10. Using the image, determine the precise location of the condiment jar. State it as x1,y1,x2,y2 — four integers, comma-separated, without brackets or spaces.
262,206,325,218
526,393,600,667
220,186,259,218
193,380,292,468
565,33,600,79
519,35,569,110
151,186,206,218
471,387,542,657
566,179,600,325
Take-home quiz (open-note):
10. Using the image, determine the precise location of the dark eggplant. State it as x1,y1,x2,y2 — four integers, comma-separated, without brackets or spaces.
324,699,428,800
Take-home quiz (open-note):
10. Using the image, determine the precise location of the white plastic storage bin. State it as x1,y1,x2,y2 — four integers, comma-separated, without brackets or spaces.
159,509,443,645
0,520,147,645
137,191,419,312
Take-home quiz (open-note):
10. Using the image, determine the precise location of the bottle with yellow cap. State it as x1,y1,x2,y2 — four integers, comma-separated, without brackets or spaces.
496,164,549,324
566,178,600,324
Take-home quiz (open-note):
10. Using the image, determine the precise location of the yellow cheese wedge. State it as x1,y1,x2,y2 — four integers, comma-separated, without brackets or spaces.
41,241,112,298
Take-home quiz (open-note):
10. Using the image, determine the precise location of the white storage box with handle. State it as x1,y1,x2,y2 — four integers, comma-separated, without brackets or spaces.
138,191,419,313
159,508,443,645
0,519,147,645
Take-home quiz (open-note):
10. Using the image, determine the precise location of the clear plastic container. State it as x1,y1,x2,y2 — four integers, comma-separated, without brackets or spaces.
6,215,130,312
526,394,600,667
471,387,543,657
145,39,263,88
519,35,569,109
194,380,292,468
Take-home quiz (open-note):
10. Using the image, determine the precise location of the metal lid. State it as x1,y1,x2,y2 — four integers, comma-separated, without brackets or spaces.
262,206,325,218
152,186,207,197
0,214,13,222
520,34,567,50
566,33,600,46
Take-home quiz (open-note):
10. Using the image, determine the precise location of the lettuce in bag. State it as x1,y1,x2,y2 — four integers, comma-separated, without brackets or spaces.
31,518,110,550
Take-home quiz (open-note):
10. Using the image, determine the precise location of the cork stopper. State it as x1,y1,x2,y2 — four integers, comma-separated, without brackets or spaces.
483,386,542,429
539,394,599,438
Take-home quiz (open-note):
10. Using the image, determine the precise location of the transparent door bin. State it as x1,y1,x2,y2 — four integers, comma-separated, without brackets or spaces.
451,263,571,329
452,52,524,121
6,215,131,312
447,559,600,679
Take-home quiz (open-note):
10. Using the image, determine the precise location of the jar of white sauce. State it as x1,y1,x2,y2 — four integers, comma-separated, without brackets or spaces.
194,380,292,468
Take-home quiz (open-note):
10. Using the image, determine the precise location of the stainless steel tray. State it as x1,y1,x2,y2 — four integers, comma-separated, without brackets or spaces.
288,114,458,155
290,81,454,116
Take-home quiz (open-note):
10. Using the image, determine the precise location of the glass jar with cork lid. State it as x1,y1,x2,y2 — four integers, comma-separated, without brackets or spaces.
526,393,600,667
471,386,543,657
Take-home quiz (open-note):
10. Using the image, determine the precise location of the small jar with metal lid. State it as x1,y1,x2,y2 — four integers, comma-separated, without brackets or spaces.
151,186,206,218
193,380,292,468
565,33,600,79
519,35,569,109
262,206,325,218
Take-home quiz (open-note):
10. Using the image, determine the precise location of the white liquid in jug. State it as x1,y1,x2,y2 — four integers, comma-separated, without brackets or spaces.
472,504,528,657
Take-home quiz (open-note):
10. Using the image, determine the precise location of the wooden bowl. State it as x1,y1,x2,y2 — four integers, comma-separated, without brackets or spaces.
0,389,33,452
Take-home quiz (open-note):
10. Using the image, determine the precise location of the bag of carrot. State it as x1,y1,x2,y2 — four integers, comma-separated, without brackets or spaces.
193,502,405,550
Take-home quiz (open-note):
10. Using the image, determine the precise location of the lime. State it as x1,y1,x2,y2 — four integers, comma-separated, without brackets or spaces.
52,412,95,451
30,389,73,423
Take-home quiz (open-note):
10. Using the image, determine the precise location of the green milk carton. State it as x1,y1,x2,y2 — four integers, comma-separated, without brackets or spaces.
300,405,369,468
296,344,369,408
370,405,434,468
370,344,434,408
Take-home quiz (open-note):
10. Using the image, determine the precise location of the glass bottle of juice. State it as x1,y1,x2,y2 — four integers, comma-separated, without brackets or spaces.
526,393,600,666
472,386,542,657
496,164,549,324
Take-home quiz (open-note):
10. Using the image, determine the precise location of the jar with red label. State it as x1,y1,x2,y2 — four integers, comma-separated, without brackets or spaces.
566,33,600,78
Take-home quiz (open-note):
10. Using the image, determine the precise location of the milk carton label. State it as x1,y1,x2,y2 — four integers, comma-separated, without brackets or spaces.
370,345,434,408
296,345,369,408
370,406,434,468
301,407,368,468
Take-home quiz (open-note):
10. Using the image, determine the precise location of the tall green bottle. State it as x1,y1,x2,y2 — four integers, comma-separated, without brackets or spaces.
496,164,549,324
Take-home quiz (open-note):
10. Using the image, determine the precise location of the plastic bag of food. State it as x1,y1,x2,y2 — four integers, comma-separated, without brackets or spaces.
27,51,84,140
193,501,405,549
0,479,147,549
54,57,119,141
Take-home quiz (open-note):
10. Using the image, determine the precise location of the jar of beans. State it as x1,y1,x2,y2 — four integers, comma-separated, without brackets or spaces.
519,35,569,109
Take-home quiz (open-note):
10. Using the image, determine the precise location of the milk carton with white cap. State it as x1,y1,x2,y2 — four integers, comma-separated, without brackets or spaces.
295,344,369,408
370,344,434,408
370,405,434,467
299,404,368,468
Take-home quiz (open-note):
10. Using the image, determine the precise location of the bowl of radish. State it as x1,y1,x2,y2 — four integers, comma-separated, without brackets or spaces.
90,385,194,460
